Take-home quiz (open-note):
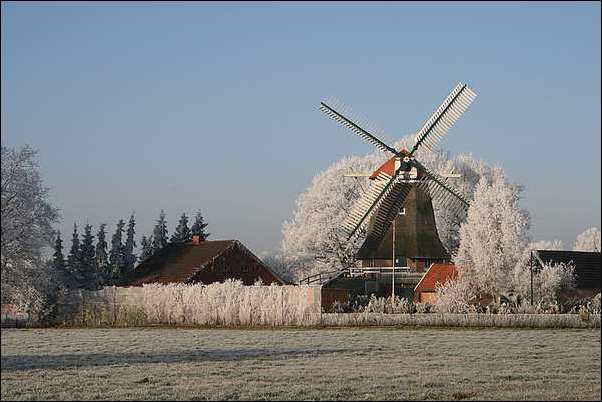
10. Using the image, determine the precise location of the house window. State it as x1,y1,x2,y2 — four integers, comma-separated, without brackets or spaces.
241,266,249,273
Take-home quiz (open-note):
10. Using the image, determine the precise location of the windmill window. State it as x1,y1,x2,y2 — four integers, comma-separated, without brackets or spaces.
241,266,249,273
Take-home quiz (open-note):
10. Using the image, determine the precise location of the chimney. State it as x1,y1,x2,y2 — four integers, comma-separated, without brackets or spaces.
191,235,201,245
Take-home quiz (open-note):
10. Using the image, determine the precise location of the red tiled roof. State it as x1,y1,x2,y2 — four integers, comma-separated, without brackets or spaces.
368,149,410,180
369,156,397,179
414,263,457,292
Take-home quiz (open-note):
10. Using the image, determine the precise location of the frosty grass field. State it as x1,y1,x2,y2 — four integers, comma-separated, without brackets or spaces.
1,327,600,401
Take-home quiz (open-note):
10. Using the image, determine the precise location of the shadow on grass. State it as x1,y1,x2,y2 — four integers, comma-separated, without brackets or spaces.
1,347,355,372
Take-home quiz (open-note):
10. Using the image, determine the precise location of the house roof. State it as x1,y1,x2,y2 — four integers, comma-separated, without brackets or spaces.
122,240,286,286
124,240,236,285
535,250,601,291
414,263,457,292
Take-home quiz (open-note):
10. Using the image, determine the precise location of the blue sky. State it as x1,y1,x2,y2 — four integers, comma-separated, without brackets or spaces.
1,2,600,254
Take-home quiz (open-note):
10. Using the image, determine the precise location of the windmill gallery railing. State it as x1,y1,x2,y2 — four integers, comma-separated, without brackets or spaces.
298,267,425,286
298,269,348,286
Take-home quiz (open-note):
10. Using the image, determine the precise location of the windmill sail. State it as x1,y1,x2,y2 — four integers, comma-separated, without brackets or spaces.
362,181,412,245
413,160,469,214
319,100,398,155
342,172,400,239
320,82,478,267
410,83,477,156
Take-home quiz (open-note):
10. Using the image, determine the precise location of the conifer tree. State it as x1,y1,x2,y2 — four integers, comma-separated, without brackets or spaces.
139,234,154,261
152,210,168,252
53,230,73,289
109,219,126,284
53,231,66,272
191,210,210,240
79,223,98,290
123,214,137,273
95,224,110,285
67,223,81,277
171,213,191,243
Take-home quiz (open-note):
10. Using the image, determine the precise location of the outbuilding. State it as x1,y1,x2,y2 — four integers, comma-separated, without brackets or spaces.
123,236,286,286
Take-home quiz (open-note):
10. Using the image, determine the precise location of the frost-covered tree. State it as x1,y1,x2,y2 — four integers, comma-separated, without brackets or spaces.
123,214,137,274
139,234,153,262
77,224,98,290
152,210,169,252
574,227,601,252
454,173,530,300
433,155,506,253
171,213,191,243
280,154,384,281
109,219,126,284
1,145,59,263
278,134,501,282
1,145,60,315
95,224,110,285
66,223,81,277
191,210,209,240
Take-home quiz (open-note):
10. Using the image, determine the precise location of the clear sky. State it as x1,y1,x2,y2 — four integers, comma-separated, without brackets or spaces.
2,1,600,255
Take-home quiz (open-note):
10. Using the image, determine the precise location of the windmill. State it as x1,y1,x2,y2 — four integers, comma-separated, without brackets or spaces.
319,82,477,274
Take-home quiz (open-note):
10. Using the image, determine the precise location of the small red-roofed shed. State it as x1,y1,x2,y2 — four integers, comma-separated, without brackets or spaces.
414,263,458,303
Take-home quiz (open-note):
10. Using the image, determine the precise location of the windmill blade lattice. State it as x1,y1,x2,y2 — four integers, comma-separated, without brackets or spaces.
363,181,412,243
410,83,477,156
413,160,469,215
342,172,400,240
319,98,398,155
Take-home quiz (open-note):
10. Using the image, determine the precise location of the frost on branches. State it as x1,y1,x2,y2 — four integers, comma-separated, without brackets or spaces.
1,145,60,316
453,172,530,301
525,239,565,252
280,154,384,281
574,227,601,252
277,134,502,282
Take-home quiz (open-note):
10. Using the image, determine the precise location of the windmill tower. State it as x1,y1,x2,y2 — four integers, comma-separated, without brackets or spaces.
320,82,477,274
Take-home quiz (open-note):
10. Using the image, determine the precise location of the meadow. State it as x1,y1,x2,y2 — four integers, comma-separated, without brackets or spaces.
1,327,600,401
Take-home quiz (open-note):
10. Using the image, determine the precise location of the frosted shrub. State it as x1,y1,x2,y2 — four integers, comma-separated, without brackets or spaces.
415,302,432,314
361,295,414,314
434,276,478,314
592,293,601,314
512,259,576,306
60,280,321,327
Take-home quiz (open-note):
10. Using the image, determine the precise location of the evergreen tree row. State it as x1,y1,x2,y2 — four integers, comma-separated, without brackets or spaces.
53,210,209,290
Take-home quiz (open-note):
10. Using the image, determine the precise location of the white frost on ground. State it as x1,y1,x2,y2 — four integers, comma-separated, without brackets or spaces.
1,327,600,401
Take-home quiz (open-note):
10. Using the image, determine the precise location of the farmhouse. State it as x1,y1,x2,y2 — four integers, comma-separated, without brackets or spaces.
534,250,601,299
123,236,286,286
